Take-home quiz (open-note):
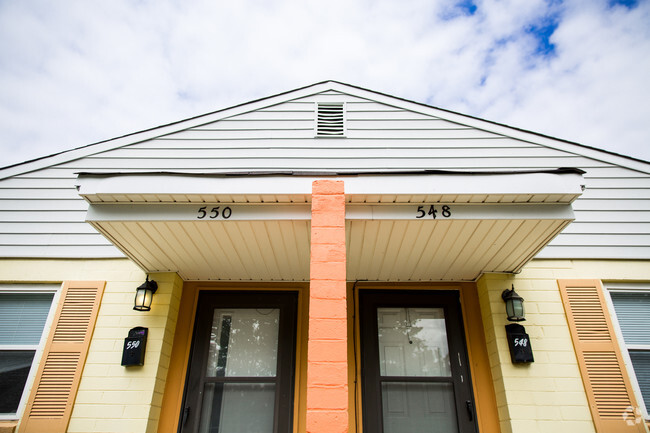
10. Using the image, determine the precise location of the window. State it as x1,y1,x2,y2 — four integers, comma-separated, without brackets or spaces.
606,283,650,419
0,287,56,417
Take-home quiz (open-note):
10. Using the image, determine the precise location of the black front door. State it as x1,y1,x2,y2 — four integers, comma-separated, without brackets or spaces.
360,290,478,433
180,291,298,433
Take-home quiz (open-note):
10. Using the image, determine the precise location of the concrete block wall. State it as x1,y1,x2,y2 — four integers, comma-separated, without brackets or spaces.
477,259,650,433
306,180,349,433
66,271,183,433
477,270,595,433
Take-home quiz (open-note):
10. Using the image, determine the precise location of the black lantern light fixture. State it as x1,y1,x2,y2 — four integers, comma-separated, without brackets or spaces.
133,277,158,311
501,284,525,322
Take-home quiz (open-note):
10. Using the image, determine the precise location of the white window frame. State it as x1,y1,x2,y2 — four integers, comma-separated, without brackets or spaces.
0,284,60,420
604,282,650,421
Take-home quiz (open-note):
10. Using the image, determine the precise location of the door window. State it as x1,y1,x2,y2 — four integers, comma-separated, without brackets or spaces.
181,292,297,433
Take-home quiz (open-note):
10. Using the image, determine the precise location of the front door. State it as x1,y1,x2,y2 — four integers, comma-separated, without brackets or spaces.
360,290,478,433
180,291,298,433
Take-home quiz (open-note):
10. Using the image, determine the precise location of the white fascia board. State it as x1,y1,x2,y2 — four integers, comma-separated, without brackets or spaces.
86,203,312,222
77,174,315,200
85,202,573,223
346,203,575,221
77,171,584,202
342,172,584,198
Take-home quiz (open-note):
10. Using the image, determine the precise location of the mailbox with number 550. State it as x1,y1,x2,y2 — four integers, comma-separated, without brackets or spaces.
121,327,148,366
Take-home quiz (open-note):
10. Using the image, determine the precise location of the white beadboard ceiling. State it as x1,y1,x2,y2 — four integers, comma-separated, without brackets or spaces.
80,171,583,281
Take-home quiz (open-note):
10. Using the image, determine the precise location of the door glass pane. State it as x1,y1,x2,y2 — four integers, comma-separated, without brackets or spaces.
381,382,459,433
199,383,276,433
206,308,280,377
377,308,451,377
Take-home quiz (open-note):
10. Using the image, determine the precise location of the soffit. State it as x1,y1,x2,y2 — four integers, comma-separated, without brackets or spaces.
79,170,584,281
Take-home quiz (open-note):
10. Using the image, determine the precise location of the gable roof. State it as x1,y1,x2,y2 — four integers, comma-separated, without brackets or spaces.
1,80,649,180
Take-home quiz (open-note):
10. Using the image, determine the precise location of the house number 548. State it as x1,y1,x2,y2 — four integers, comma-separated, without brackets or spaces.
416,205,451,219
514,338,528,347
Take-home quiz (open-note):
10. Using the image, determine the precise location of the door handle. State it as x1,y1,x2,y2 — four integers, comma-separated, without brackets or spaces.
465,400,474,421
182,406,191,426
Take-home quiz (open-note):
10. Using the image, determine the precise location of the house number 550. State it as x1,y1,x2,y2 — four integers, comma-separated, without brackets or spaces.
197,206,232,219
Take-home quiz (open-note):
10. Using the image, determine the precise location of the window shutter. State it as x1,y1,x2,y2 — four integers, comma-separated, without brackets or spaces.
558,280,646,432
18,281,105,433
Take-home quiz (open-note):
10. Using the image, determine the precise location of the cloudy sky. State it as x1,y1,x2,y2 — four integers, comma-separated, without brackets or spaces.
0,0,648,168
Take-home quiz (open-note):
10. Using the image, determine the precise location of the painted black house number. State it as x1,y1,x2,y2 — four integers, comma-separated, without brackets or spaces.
416,205,452,219
196,206,232,219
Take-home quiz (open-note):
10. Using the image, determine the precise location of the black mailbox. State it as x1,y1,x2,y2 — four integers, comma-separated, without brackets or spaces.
121,327,148,366
505,323,534,363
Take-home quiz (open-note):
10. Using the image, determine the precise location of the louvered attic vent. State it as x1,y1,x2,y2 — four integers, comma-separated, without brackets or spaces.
316,103,345,137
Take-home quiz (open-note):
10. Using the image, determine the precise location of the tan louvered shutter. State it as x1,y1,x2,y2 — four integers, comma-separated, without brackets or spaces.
18,281,105,433
558,279,647,432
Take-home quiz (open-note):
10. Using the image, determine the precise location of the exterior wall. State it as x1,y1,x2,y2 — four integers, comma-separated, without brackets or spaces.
68,271,183,433
2,256,647,432
478,259,650,433
1,88,649,260
0,259,183,433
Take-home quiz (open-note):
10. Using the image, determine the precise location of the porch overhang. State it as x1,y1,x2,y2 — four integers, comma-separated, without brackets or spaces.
77,169,584,281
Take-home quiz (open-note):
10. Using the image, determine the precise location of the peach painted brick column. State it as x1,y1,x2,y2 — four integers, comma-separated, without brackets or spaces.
306,180,348,433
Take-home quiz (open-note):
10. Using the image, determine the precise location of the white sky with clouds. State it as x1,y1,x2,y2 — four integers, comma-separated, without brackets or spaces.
0,0,649,168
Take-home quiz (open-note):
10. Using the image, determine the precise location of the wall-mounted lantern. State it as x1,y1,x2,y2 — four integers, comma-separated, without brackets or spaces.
133,277,158,311
501,284,525,322
502,284,534,363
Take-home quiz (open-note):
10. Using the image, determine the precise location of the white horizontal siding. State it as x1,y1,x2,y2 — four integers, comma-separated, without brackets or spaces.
1,89,649,260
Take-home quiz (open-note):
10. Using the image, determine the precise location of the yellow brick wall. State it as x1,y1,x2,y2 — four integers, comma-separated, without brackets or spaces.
0,259,183,433
477,259,650,433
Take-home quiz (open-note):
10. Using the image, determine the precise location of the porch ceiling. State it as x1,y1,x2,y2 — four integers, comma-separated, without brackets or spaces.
78,170,584,281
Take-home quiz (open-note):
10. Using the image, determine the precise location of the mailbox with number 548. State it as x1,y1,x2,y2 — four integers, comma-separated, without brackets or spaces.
505,323,534,363
121,327,148,366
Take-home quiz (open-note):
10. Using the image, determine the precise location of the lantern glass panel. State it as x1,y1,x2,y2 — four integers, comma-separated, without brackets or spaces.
512,299,525,319
134,288,153,311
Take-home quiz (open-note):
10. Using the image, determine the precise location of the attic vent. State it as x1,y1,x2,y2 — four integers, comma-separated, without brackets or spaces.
316,103,345,137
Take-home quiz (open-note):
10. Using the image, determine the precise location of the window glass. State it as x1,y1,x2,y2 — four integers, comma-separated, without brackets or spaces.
377,308,451,377
0,292,54,414
629,351,650,408
610,291,650,414
0,293,53,345
610,292,650,345
206,309,280,377
0,351,36,413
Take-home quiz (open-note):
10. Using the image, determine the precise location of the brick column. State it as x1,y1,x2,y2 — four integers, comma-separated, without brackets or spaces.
306,180,348,433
